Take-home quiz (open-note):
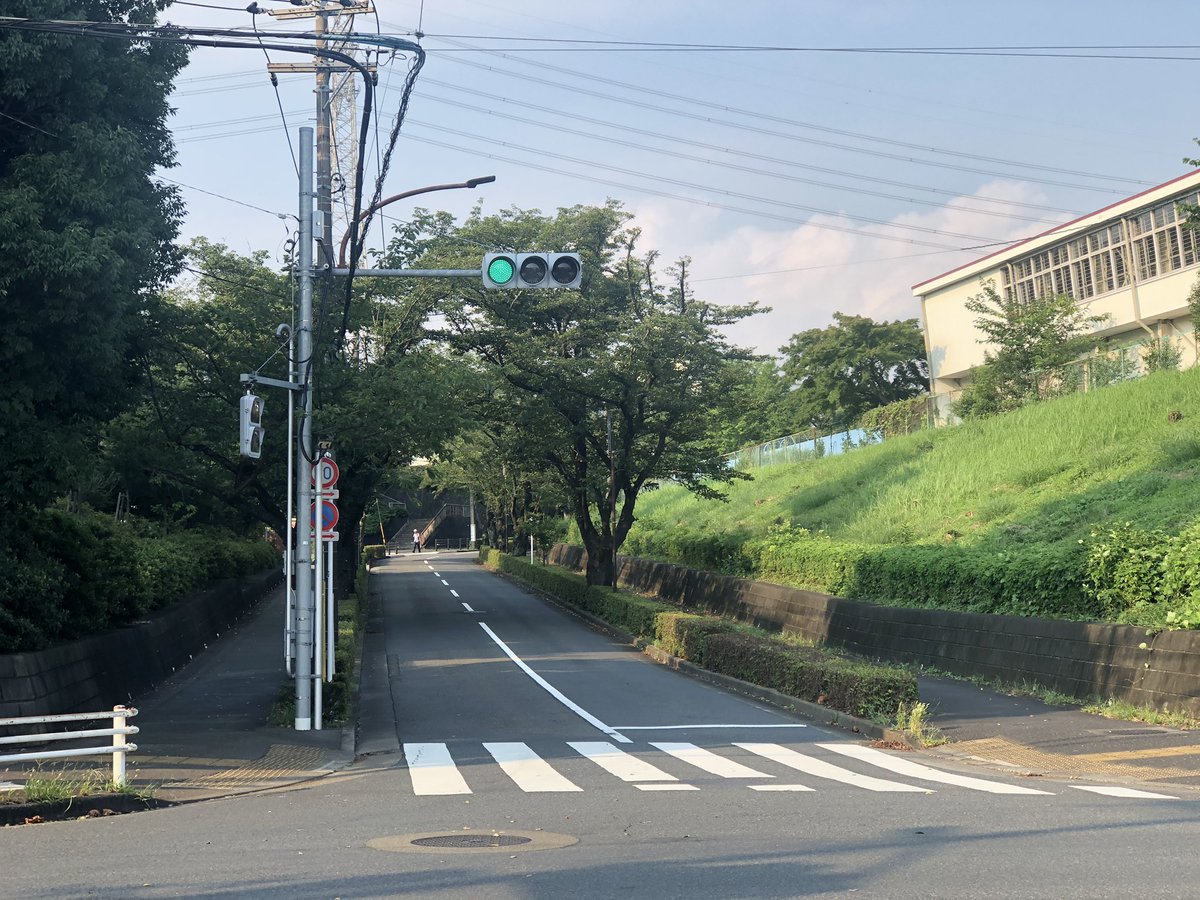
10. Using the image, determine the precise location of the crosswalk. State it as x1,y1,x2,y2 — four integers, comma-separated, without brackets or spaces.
399,740,1181,801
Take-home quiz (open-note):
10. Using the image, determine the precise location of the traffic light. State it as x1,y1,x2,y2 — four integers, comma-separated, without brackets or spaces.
482,252,582,290
239,393,264,459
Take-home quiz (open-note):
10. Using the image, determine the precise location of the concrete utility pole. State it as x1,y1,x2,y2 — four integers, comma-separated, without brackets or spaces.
294,127,316,731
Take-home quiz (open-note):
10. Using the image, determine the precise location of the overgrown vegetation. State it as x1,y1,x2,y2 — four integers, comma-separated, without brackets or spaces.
481,548,918,721
1,507,279,652
623,367,1200,626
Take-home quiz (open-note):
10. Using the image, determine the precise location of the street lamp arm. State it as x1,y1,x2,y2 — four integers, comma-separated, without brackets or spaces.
338,176,496,267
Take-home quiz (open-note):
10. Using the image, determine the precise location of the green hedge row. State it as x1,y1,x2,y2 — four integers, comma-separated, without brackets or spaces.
481,549,918,721
629,524,1097,620
739,525,1099,624
1,509,281,652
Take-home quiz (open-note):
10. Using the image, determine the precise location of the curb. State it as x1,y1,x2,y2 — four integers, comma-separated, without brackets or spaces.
482,561,915,748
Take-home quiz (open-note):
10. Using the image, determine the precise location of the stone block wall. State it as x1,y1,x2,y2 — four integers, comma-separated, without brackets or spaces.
549,544,1200,715
0,569,281,719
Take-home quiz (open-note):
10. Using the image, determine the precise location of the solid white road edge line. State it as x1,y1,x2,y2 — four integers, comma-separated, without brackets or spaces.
478,622,631,743
614,724,808,730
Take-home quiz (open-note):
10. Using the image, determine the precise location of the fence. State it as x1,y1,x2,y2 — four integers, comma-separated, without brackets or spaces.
724,338,1178,472
0,706,138,787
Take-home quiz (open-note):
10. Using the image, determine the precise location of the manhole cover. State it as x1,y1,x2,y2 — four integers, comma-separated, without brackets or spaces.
412,834,532,849
369,830,578,854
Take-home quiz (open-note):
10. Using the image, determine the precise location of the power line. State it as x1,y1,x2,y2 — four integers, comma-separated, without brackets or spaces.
155,174,292,219
434,52,1145,192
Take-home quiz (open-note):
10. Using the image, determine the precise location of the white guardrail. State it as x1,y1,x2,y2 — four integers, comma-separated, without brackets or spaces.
0,706,139,787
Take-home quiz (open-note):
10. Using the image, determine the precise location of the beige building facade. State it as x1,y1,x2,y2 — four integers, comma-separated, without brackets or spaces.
913,170,1200,407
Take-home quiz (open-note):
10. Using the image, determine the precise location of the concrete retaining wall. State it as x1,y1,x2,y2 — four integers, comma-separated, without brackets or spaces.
550,544,1200,715
0,569,281,719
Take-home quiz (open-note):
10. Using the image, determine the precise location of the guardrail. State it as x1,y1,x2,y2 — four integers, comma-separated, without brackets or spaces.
0,706,139,787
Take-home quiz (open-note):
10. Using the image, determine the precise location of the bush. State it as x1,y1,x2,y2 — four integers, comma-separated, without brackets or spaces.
655,612,735,659
0,510,280,652
362,544,387,565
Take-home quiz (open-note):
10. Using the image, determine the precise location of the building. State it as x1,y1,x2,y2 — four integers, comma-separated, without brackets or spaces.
913,169,1200,413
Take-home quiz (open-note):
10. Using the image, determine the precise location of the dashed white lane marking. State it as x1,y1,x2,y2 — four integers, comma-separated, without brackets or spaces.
440,579,449,586
736,743,930,793
1070,785,1179,799
450,589,460,598
484,742,583,792
651,742,774,779
432,572,440,577
479,623,631,743
462,602,475,612
820,743,1053,795
569,742,680,782
403,743,471,795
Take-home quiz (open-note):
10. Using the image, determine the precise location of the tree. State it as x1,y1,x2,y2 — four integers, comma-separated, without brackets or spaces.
410,203,758,586
778,313,928,430
956,279,1106,417
0,1,187,528
107,240,467,589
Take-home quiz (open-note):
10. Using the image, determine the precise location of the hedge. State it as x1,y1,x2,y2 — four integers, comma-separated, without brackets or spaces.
0,509,281,652
481,548,919,721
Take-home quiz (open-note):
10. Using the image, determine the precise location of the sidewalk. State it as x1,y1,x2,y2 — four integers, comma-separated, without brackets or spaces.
1,585,351,806
917,674,1200,788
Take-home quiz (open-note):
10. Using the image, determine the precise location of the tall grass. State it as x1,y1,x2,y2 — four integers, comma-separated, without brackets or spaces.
628,368,1200,560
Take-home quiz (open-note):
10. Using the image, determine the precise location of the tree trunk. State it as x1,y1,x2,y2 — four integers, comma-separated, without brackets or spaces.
583,533,617,587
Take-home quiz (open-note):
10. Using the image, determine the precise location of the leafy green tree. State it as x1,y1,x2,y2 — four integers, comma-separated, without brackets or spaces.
778,313,928,430
0,1,187,528
710,356,794,450
407,203,758,586
956,280,1106,417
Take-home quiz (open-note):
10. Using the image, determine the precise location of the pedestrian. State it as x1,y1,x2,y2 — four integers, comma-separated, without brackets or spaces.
412,528,421,553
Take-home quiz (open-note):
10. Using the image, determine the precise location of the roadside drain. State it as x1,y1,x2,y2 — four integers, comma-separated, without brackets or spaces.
368,830,578,854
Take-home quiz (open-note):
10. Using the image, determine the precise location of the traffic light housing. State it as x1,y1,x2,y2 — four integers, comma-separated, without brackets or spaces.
239,393,264,459
482,252,581,290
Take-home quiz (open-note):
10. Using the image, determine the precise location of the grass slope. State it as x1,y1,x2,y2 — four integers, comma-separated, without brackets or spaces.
623,367,1200,621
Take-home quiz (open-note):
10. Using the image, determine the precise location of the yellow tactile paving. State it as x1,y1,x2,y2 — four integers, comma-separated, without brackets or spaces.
952,737,1200,781
167,744,327,789
1073,744,1200,764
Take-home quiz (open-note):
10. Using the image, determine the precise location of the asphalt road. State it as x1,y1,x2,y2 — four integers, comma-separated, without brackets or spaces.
5,552,1200,899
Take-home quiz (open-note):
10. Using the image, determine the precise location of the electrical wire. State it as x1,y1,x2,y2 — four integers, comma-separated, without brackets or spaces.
155,174,292,218
434,52,1142,192
407,119,1004,242
251,10,299,175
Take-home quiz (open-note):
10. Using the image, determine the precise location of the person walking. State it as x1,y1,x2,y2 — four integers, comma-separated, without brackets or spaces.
412,528,421,553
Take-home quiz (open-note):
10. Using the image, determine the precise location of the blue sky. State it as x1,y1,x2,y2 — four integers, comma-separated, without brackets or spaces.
164,0,1199,354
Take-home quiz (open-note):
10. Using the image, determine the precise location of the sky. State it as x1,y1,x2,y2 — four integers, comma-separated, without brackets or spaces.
160,0,1200,355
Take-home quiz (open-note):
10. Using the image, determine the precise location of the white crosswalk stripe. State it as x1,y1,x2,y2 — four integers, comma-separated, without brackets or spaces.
818,743,1053,795
484,742,582,792
735,742,931,793
650,742,774,779
403,743,471,795
568,741,682,783
396,740,1180,800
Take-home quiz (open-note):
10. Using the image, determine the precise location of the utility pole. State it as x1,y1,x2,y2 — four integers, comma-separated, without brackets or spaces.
294,127,316,731
314,10,334,269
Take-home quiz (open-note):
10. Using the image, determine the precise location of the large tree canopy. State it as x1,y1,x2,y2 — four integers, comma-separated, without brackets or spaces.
778,313,928,430
398,203,759,585
0,0,186,524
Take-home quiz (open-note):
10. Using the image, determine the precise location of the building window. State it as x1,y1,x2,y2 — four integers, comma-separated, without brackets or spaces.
1006,191,1200,304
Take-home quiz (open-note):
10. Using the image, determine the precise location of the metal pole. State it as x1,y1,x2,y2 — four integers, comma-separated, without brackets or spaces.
294,127,315,732
314,467,324,731
285,325,295,675
111,706,127,787
326,536,336,679
469,488,477,548
315,11,334,263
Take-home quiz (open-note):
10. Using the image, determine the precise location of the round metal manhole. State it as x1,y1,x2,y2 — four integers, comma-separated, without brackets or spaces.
412,834,531,849
369,830,578,854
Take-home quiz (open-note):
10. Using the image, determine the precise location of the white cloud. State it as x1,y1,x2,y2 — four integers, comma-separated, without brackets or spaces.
633,181,1049,355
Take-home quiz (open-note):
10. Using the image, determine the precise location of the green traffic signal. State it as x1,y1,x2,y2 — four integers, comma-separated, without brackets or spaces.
487,256,515,285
